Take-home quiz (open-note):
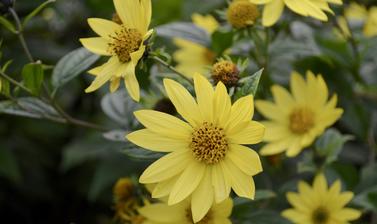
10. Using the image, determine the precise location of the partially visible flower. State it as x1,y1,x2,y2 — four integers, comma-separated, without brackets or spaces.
282,173,361,224
250,0,342,27
226,0,259,29
127,74,264,222
173,14,219,78
139,198,233,224
364,6,377,37
113,178,146,224
256,71,343,157
211,60,240,87
80,0,153,101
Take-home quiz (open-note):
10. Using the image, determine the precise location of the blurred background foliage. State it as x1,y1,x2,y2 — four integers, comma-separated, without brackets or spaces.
0,0,376,223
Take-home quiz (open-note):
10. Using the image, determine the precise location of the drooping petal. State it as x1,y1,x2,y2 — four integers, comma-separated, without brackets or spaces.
109,77,121,92
85,57,120,93
227,144,262,176
134,110,193,140
168,161,206,205
87,18,120,40
126,129,188,152
139,150,191,183
124,62,140,101
80,37,111,56
164,78,202,126
191,168,214,223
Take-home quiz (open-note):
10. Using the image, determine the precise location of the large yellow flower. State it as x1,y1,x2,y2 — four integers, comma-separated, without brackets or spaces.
250,0,342,27
173,14,219,78
282,173,361,224
139,198,233,224
80,0,153,101
255,71,343,157
127,74,264,222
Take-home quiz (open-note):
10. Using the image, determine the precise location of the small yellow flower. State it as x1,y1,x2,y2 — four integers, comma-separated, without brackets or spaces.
127,74,264,222
226,0,259,29
173,14,219,78
250,0,342,27
139,198,233,224
80,0,153,101
282,173,361,224
256,71,343,157
364,6,377,37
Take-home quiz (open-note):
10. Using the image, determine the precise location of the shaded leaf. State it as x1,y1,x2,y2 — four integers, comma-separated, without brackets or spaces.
22,0,56,27
22,62,44,95
0,148,22,184
156,22,210,46
0,15,16,33
234,68,263,99
123,147,164,161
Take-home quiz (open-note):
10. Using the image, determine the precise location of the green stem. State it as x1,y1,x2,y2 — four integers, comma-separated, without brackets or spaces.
0,70,33,94
150,55,194,85
8,7,35,62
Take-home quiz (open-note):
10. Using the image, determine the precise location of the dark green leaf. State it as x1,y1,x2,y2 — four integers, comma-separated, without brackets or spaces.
123,146,164,161
22,62,44,95
0,148,22,184
234,68,263,99
52,47,99,88
211,30,233,55
0,16,16,33
22,0,56,27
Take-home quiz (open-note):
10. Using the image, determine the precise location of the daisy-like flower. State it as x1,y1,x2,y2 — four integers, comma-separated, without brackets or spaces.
255,71,343,157
139,198,233,224
173,14,219,78
249,0,342,27
80,0,153,101
127,74,264,222
282,173,361,224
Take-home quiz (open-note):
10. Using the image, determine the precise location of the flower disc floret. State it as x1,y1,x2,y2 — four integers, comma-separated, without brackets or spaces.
108,27,143,63
227,0,259,28
212,61,240,87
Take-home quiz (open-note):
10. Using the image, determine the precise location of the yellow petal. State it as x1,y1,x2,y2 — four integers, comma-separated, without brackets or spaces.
227,121,265,145
225,95,254,131
333,208,362,221
152,175,180,198
214,82,231,126
212,198,233,218
138,203,186,222
284,0,308,16
255,100,286,122
227,144,262,176
124,62,140,102
87,18,120,40
286,137,304,157
191,168,214,223
80,37,111,56
262,121,291,141
281,209,310,223
163,78,202,126
192,13,219,34
141,0,152,33
290,71,308,103
194,73,214,122
126,129,188,152
139,150,191,183
313,173,328,197
87,64,106,76
223,158,255,199
134,109,193,140
259,137,295,156
168,161,206,205
271,85,295,113
212,164,230,203
262,0,285,26
113,0,142,31
109,77,121,92
130,45,146,65
85,57,119,93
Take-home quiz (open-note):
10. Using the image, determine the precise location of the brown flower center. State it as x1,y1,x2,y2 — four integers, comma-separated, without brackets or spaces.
186,208,212,224
190,122,228,164
289,107,315,134
227,0,259,28
108,26,142,63
212,61,240,87
312,206,329,224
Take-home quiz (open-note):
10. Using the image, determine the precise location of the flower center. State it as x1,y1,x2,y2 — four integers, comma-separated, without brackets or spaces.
289,107,315,134
212,61,240,87
108,26,142,63
190,122,228,165
227,0,259,28
312,207,329,224
186,208,212,224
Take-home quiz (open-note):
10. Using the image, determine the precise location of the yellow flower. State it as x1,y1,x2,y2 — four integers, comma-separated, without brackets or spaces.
139,198,233,224
282,173,361,224
80,0,153,101
173,14,219,78
226,0,259,29
364,6,377,37
127,74,264,222
250,0,342,27
255,71,343,157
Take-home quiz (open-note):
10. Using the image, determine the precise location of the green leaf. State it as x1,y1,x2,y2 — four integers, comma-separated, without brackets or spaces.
52,47,100,89
156,22,211,46
123,146,164,161
233,190,276,207
0,77,10,96
234,68,263,99
22,0,56,27
21,62,44,95
0,16,16,33
237,210,290,224
211,30,233,55
0,97,63,121
315,128,353,165
0,148,22,184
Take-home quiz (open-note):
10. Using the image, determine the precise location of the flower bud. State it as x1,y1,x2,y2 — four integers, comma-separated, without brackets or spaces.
227,0,259,29
211,61,240,87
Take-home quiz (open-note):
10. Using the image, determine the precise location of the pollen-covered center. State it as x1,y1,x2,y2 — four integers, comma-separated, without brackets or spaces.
108,26,142,63
312,206,329,224
289,107,315,134
186,208,212,224
227,0,259,28
212,61,240,87
190,122,228,164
